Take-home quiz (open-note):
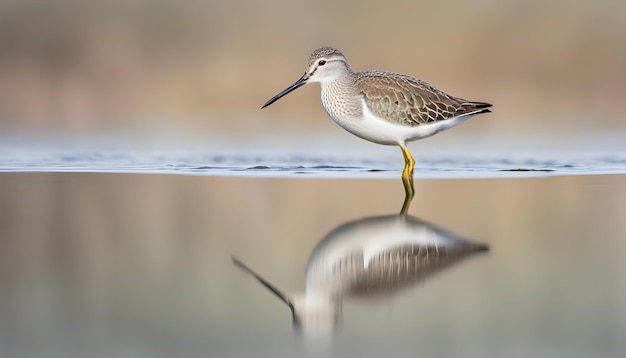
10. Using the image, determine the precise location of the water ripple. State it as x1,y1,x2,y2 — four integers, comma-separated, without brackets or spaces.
1,146,625,179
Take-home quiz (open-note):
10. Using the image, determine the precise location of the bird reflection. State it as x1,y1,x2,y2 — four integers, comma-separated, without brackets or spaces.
233,179,488,337
401,175,415,216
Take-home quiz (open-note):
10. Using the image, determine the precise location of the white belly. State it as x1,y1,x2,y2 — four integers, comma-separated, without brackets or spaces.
323,98,474,146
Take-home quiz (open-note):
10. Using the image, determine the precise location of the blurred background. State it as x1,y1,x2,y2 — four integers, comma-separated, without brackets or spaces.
0,0,624,146
1,2,626,356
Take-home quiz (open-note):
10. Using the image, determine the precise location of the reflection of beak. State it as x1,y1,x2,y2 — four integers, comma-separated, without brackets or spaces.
261,73,308,109
232,257,295,315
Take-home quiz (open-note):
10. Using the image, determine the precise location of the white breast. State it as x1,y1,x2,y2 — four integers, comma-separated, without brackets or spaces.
321,96,474,146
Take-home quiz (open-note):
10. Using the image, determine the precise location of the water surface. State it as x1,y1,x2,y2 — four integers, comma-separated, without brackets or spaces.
1,145,625,178
0,172,624,358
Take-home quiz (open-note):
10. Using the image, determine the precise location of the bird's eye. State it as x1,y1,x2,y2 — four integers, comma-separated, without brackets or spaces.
318,60,326,66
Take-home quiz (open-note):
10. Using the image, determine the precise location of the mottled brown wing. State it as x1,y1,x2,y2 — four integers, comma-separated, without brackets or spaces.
356,70,488,127
348,243,488,295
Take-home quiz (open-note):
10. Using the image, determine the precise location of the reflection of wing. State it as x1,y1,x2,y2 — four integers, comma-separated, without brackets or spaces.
349,243,488,295
306,214,489,298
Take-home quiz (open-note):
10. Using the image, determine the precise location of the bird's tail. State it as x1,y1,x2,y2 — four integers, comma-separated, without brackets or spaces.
463,101,492,114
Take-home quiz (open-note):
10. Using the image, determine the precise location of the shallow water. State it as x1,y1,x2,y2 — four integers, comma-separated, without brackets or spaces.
1,145,625,178
0,170,625,358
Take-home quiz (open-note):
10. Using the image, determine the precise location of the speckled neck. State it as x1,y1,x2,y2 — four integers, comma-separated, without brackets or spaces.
319,67,362,122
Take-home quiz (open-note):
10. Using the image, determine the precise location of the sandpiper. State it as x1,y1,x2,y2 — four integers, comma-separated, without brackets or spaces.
233,214,488,336
261,47,492,180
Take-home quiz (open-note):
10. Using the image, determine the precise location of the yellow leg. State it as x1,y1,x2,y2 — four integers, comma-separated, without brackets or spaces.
399,146,415,216
400,146,415,181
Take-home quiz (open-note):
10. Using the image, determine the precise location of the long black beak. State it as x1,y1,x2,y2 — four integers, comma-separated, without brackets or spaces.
232,257,295,313
261,74,308,109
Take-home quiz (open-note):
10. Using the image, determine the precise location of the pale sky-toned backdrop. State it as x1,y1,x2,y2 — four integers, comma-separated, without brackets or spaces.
0,0,624,145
